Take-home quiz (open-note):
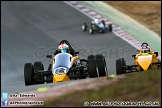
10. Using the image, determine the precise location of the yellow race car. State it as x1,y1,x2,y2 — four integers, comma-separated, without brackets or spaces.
116,44,161,75
24,40,107,86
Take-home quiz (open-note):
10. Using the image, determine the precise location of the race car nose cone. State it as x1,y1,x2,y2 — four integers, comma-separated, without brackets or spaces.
53,72,70,82
138,55,152,71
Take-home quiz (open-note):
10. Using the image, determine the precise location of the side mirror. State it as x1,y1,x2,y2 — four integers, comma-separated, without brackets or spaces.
46,54,52,58
75,51,79,54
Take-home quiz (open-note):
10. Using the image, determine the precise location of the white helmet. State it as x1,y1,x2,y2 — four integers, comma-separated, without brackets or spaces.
58,43,69,53
94,19,100,24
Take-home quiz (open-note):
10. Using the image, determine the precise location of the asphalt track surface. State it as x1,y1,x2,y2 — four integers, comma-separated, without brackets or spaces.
1,1,137,94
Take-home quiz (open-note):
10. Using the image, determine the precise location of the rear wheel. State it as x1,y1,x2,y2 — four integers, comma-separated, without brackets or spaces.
116,58,126,75
87,55,98,78
24,63,34,86
95,54,107,77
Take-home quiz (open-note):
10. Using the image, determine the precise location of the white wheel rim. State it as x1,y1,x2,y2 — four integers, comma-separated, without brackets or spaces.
82,26,85,30
89,29,92,33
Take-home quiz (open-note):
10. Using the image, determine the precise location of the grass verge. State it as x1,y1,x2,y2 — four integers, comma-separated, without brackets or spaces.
38,68,161,107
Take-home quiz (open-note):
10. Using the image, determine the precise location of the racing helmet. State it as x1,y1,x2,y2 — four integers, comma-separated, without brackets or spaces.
58,43,69,53
141,44,149,53
94,19,100,24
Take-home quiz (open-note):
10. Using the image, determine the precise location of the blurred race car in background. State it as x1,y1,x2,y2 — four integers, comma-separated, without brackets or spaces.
82,19,113,34
116,43,161,75
24,40,107,86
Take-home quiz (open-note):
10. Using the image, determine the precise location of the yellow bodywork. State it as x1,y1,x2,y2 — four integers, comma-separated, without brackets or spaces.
70,56,79,67
51,55,79,82
134,53,158,71
53,72,70,82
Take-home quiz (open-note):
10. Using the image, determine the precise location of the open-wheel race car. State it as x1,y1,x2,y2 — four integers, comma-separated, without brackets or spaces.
116,43,161,75
82,19,112,34
24,40,107,86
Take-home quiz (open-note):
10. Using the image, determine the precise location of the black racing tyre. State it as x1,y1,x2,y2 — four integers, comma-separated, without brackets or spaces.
82,23,87,31
89,27,94,34
87,55,98,78
108,24,112,32
34,62,44,72
34,62,44,83
95,54,107,77
24,63,34,86
116,58,126,75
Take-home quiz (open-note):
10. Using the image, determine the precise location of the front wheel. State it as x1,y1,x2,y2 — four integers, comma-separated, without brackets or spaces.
116,58,126,75
89,28,94,34
95,54,107,77
24,63,34,86
87,55,98,78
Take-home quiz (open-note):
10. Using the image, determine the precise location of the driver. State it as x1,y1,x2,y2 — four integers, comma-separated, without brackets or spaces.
48,43,70,71
91,18,101,26
54,43,69,55
94,19,100,25
53,42,75,56
136,42,154,57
